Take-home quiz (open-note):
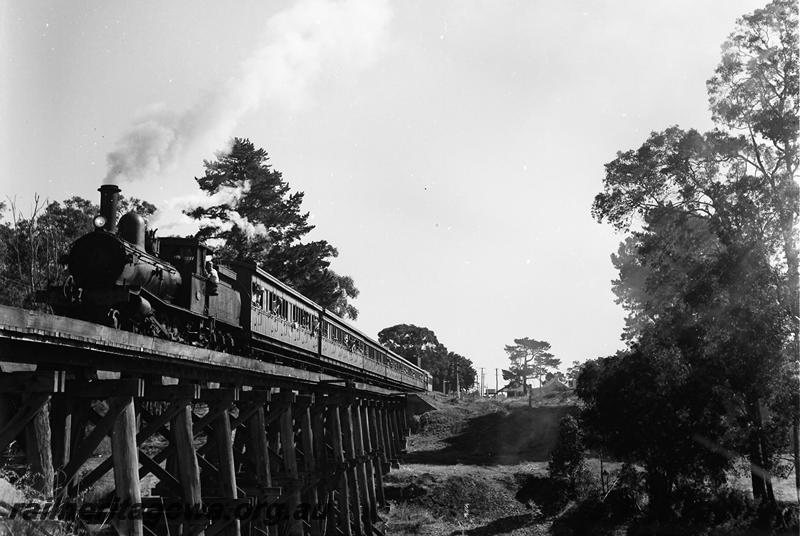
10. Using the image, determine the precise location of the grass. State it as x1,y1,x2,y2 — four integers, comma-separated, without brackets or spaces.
0,470,84,536
384,463,549,535
386,503,438,535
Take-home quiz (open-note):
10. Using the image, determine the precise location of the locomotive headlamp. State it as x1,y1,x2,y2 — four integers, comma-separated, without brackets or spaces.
93,215,107,229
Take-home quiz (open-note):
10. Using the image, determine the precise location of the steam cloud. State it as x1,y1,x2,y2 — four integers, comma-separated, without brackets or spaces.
104,0,392,184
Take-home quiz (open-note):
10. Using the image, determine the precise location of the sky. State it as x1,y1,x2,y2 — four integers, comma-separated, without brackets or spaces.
0,0,769,384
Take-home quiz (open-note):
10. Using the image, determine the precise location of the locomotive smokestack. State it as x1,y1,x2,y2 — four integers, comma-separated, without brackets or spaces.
98,184,121,233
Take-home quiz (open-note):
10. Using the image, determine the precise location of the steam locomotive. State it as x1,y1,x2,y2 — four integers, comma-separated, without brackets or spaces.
42,184,430,391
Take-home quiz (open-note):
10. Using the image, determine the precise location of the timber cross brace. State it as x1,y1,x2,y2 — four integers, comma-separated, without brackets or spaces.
0,372,412,536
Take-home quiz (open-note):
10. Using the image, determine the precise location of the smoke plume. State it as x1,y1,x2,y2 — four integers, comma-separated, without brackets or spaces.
149,182,269,239
104,0,392,184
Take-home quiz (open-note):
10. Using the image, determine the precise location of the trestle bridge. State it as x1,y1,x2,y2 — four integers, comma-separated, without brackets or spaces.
0,304,417,536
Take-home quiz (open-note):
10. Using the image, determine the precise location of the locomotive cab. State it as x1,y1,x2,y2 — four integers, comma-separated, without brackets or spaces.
158,237,240,327
158,237,212,314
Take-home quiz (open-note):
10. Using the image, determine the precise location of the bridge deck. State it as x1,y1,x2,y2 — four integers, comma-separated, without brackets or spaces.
0,305,398,395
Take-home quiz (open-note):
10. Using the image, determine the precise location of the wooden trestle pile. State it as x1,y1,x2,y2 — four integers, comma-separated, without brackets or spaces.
0,371,411,536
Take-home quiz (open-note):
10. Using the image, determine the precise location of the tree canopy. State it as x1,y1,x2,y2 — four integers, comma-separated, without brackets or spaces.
565,361,583,384
378,324,476,392
0,194,155,308
503,337,560,393
184,138,359,318
584,206,795,508
585,0,798,515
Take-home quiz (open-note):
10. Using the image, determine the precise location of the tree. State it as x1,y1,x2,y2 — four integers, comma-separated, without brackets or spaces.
707,2,798,270
548,414,586,483
378,324,476,392
593,131,794,504
378,324,443,366
565,361,583,384
707,0,800,496
591,0,798,508
185,138,359,318
577,350,732,520
608,209,792,505
118,195,157,221
504,338,560,393
0,195,156,308
448,351,477,392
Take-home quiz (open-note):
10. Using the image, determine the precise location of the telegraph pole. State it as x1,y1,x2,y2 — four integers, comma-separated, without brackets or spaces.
495,368,498,397
480,368,485,397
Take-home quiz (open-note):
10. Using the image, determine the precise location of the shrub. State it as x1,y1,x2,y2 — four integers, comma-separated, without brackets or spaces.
548,415,585,482
550,494,618,536
514,475,572,517
603,463,646,521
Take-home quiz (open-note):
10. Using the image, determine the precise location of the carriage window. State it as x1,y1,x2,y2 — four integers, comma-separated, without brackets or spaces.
270,294,287,318
251,283,260,306
252,284,267,309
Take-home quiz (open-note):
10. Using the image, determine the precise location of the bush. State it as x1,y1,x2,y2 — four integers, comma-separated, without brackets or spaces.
549,415,586,482
604,463,646,521
416,407,470,436
550,494,618,536
673,484,755,527
514,475,573,517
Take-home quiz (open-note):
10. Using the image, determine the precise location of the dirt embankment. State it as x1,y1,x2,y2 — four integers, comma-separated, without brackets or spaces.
408,402,577,465
385,394,579,535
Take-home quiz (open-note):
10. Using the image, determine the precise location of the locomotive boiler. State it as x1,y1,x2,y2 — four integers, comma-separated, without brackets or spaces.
67,185,182,324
